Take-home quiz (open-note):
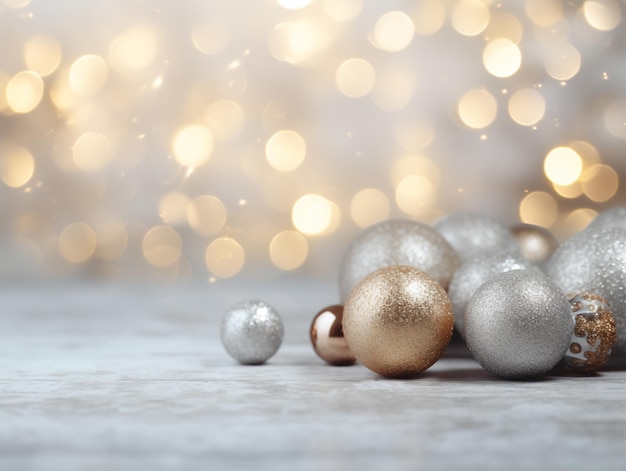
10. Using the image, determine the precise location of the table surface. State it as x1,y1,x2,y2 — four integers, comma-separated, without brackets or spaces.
1,279,625,471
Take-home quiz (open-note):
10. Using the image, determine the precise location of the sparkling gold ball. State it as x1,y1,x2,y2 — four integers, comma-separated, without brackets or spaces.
343,265,453,378
310,305,356,366
564,292,616,372
511,223,559,265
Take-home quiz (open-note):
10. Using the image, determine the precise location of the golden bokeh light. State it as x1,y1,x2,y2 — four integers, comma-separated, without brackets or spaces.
391,155,440,187
191,21,230,55
395,175,436,217
204,99,244,141
322,0,363,22
292,194,333,235
23,35,62,77
451,0,490,37
564,208,598,235
544,43,581,81
268,21,331,65
372,70,413,112
109,25,158,72
412,0,445,35
458,89,498,129
525,0,563,27
69,54,108,95
265,130,306,172
350,188,390,228
269,230,308,270
604,100,626,139
581,164,619,203
372,11,414,52
72,132,113,173
484,12,523,44
59,222,97,264
552,181,584,199
159,191,191,225
172,125,214,168
322,200,341,236
583,0,621,31
0,144,35,188
569,140,601,167
6,70,44,113
544,147,583,186
205,237,245,278
187,195,227,236
142,225,183,268
93,219,128,261
519,191,558,228
335,58,375,98
483,39,521,78
508,88,546,126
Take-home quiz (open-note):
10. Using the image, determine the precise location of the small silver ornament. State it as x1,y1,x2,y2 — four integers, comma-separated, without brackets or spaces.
563,293,616,372
545,227,626,355
464,270,573,379
220,300,284,364
448,253,537,336
434,213,519,263
511,223,559,265
338,219,459,301
587,206,626,231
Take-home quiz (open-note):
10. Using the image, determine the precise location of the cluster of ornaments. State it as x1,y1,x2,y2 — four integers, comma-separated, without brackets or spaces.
221,208,624,380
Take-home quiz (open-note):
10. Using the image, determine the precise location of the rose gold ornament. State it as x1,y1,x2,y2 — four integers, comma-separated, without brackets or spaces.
511,223,559,265
343,265,453,378
310,305,356,366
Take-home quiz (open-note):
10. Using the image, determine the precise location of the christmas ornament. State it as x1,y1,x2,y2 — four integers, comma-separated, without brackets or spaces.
434,213,519,263
338,219,459,301
310,305,356,366
343,265,453,378
220,300,284,364
546,227,626,355
448,253,536,336
563,293,616,372
587,206,626,231
464,270,573,379
511,223,559,265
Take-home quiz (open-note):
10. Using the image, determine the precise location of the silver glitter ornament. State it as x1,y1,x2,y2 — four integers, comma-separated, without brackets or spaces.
465,270,573,379
587,206,626,231
220,300,284,364
338,219,459,301
448,253,537,336
563,293,616,372
434,213,519,263
545,227,626,355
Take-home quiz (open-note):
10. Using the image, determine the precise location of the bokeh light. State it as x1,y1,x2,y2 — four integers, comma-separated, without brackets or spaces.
604,100,626,139
508,88,546,126
108,25,158,72
581,164,619,203
483,39,521,78
23,35,62,77
292,194,333,235
372,11,414,52
544,43,581,81
6,71,44,113
336,58,375,98
72,132,113,173
0,145,35,188
519,191,558,228
269,230,308,270
395,175,436,217
412,0,445,35
451,0,490,36
583,0,621,31
350,188,390,228
159,191,191,226
59,222,97,264
69,54,108,95
266,130,306,172
172,125,214,168
191,20,230,55
142,226,183,268
458,89,498,129
544,147,583,186
187,195,227,236
205,237,245,278
525,0,563,27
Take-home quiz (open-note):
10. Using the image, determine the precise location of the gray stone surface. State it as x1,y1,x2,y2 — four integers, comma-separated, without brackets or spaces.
1,280,625,471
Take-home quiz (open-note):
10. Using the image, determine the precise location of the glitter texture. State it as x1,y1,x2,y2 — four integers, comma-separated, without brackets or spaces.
464,270,573,379
343,265,454,378
220,300,284,364
448,252,538,336
434,213,520,263
545,227,626,355
338,219,459,301
511,223,559,265
563,293,616,372
587,206,626,231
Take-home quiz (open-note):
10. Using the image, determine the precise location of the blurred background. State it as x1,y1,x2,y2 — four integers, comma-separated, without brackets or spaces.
0,0,624,283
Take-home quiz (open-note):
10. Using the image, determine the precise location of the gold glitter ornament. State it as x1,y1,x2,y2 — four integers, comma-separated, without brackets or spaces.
310,305,356,366
511,223,559,265
563,293,616,372
343,265,453,378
